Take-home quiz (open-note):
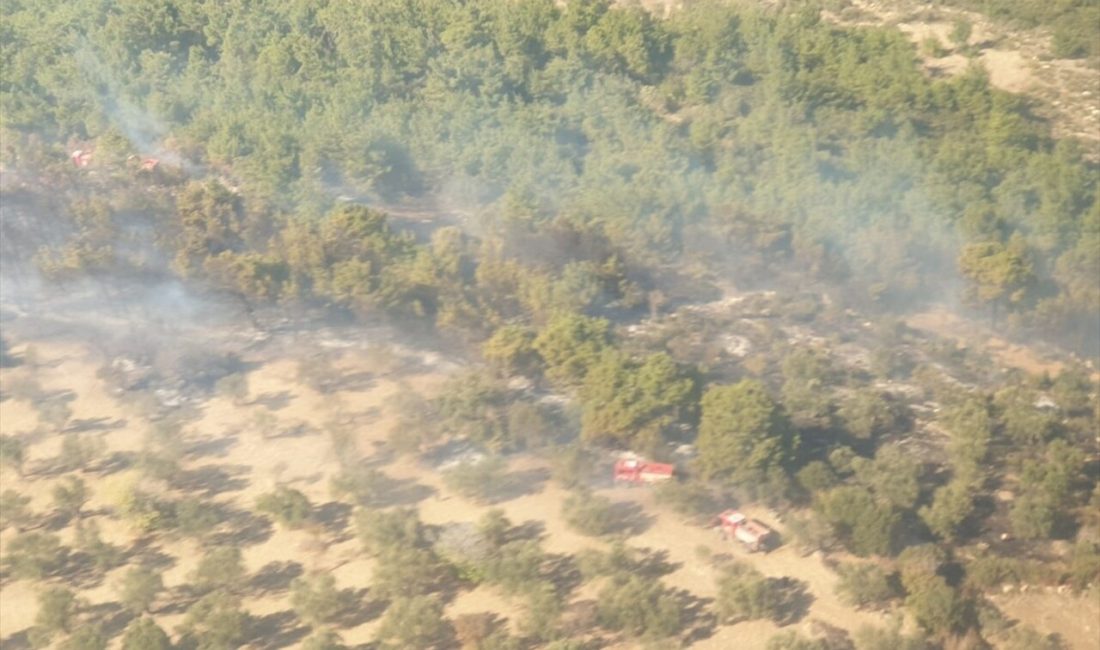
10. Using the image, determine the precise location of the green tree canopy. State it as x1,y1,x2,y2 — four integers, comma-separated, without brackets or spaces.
696,379,795,483
579,351,695,449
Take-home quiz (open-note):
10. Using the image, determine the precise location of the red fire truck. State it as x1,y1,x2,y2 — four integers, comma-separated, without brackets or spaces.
715,510,778,552
613,456,675,486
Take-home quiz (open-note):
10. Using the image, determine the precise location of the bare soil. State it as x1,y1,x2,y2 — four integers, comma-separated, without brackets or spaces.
906,306,1099,380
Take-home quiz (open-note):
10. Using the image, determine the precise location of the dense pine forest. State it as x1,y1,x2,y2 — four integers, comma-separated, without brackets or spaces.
1,0,1097,351
1,1,1098,649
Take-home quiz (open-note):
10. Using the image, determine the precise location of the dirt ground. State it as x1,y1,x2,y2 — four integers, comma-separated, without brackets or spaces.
2,333,1097,649
906,306,1099,381
993,591,1100,650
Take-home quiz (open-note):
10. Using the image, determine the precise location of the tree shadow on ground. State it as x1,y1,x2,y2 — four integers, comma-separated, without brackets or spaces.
490,467,550,503
508,520,546,543
675,589,717,645
608,501,654,537
342,467,437,509
771,576,814,626
122,537,177,572
264,421,317,440
543,553,584,596
84,601,133,638
810,619,854,650
252,390,293,411
633,548,680,579
186,435,238,459
67,416,127,433
63,551,119,590
0,630,31,650
250,560,304,596
315,501,353,538
172,464,250,497
562,597,600,637
93,450,135,476
375,476,436,508
209,507,274,547
246,610,310,650
155,589,200,616
333,588,387,629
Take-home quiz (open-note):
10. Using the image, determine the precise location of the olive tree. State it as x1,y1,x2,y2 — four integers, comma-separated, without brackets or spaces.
596,574,682,639
118,566,164,614
834,562,899,610
256,485,313,529
562,489,617,537
290,573,354,628
121,617,172,650
375,596,452,649
178,591,248,650
4,531,66,579
190,547,246,594
0,489,33,530
52,476,88,520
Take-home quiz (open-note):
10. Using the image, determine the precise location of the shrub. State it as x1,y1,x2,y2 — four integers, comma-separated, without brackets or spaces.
562,489,616,536
454,613,496,649
256,486,313,529
330,467,390,507
75,520,122,572
4,531,66,579
477,508,512,549
596,574,682,639
290,573,354,627
372,546,450,599
1068,540,1100,591
175,497,220,538
796,461,837,495
0,435,26,474
443,456,508,503
190,547,246,594
550,444,595,489
518,583,564,642
576,542,642,580
0,489,32,530
375,596,451,649
480,540,546,595
506,401,558,449
35,587,77,637
834,562,898,610
816,485,899,556
903,575,969,636
121,617,172,650
714,563,785,624
1001,625,1068,650
355,507,427,555
58,433,105,471
964,554,1040,591
59,625,107,650
765,631,833,650
179,591,247,650
852,624,931,650
118,566,164,615
301,630,348,650
654,480,717,520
